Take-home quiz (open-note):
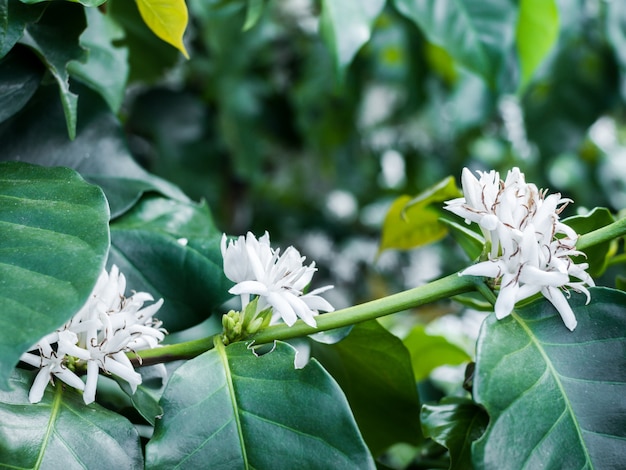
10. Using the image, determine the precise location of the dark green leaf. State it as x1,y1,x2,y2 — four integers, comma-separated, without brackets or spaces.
421,397,488,470
320,0,385,74
311,321,422,456
394,0,517,89
0,161,109,389
68,7,129,113
0,45,43,123
564,207,615,277
145,340,375,469
440,217,484,262
19,1,87,139
20,0,106,6
403,325,470,382
118,365,167,426
473,287,626,469
0,369,143,468
0,83,188,218
0,0,45,59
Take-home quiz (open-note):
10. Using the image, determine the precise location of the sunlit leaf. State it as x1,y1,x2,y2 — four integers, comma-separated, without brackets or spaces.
473,287,626,469
145,341,375,468
0,369,142,468
0,0,45,59
0,162,109,390
515,0,559,91
379,176,461,254
243,0,264,31
320,0,385,74
135,0,189,59
312,321,422,456
404,325,470,382
421,397,489,470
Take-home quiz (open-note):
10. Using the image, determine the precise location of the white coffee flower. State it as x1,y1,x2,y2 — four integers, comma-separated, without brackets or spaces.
445,167,594,330
221,232,334,327
21,265,166,404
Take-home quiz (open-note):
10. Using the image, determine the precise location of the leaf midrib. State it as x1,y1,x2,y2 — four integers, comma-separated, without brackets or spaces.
34,383,63,469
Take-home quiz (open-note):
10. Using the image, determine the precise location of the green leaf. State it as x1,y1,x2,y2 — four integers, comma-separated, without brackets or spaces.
145,340,375,469
67,7,129,113
473,287,626,469
109,196,230,332
379,176,461,254
0,162,109,389
440,217,484,262
0,83,188,218
117,365,166,426
311,321,422,456
19,0,106,6
0,0,45,59
135,0,189,58
0,369,143,468
403,325,470,382
0,46,44,123
515,0,559,91
564,207,615,277
394,0,517,88
19,1,87,139
243,0,264,31
320,0,385,74
421,397,489,470
607,0,626,101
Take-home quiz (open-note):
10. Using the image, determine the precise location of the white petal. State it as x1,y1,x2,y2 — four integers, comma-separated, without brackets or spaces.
229,280,269,297
29,367,52,403
267,292,298,326
542,286,577,331
83,360,100,405
494,274,519,319
461,261,503,279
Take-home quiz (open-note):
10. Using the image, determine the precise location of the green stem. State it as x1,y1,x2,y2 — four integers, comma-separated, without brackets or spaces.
577,215,626,251
133,272,476,366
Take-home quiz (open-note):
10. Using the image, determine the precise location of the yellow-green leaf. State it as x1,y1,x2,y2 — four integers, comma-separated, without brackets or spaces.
135,0,189,58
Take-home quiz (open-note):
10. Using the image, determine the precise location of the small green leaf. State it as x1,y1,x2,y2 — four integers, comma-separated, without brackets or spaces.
0,46,44,123
68,7,129,113
516,0,559,91
320,0,385,74
0,162,109,389
145,341,375,468
403,325,470,382
135,0,189,58
0,369,143,468
243,0,264,31
312,321,422,456
440,217,484,262
0,0,45,59
564,207,615,277
473,288,626,469
19,1,87,139
421,397,489,470
379,176,461,254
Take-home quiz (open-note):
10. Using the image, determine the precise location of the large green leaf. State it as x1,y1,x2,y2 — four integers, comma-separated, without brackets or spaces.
68,7,129,113
311,321,422,456
0,83,188,218
19,1,86,140
0,45,43,123
0,0,45,59
0,369,143,468
109,196,230,332
145,340,375,469
0,162,110,390
320,0,385,74
421,397,489,470
515,0,559,91
394,0,517,89
472,287,626,469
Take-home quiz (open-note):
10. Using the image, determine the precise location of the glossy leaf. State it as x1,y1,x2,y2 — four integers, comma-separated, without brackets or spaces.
0,162,109,389
394,0,517,88
320,0,385,74
0,369,143,468
421,397,489,470
311,321,422,456
145,340,375,469
68,7,129,113
473,287,626,469
0,46,43,123
379,176,461,254
515,0,559,91
109,196,230,332
0,0,45,59
403,325,470,382
564,207,615,277
19,1,86,139
0,83,188,218
136,0,189,58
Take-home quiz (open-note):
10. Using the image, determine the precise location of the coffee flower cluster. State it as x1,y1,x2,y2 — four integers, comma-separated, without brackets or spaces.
221,232,334,328
20,265,166,404
445,167,594,330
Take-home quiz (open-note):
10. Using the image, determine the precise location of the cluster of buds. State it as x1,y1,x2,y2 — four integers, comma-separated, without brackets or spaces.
20,265,166,404
445,167,594,330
